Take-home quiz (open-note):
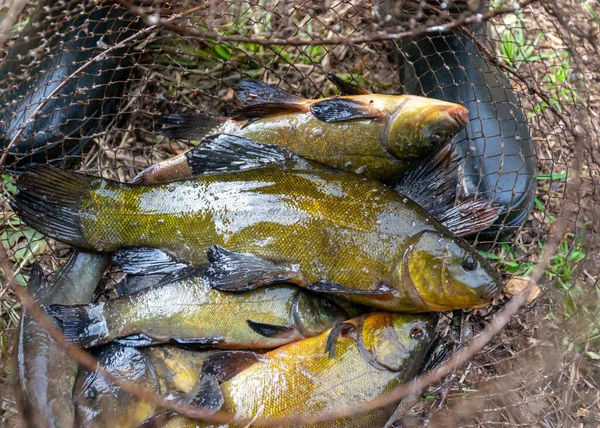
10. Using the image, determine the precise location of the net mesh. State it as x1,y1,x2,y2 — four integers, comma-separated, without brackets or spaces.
0,0,598,426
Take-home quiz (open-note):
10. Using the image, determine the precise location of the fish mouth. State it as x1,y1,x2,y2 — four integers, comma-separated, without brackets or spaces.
481,279,503,301
448,106,469,127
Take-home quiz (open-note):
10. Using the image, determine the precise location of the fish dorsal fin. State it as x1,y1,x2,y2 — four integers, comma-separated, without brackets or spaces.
327,72,371,96
112,247,190,275
201,350,262,382
186,134,305,176
236,79,305,105
310,98,385,123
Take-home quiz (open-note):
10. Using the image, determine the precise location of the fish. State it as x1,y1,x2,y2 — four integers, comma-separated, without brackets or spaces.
135,130,501,237
46,254,349,349
135,79,469,184
382,0,537,237
0,0,143,167
11,135,502,312
14,251,110,428
74,344,215,428
144,311,437,428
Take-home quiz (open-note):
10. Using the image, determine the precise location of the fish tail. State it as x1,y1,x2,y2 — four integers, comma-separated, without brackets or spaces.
9,164,93,248
45,303,110,348
155,114,226,140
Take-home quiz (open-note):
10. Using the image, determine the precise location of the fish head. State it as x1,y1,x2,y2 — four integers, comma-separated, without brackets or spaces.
360,312,437,372
395,230,502,311
294,291,349,336
384,96,468,159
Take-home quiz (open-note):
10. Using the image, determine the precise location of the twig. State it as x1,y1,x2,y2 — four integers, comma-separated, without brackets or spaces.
117,0,538,46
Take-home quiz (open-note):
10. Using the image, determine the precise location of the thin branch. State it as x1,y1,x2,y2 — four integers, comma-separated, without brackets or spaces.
118,0,538,46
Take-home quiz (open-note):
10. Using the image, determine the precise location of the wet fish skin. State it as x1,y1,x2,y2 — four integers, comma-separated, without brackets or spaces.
146,80,469,184
14,251,110,428
12,154,501,312
74,344,213,428
47,271,349,349
161,311,437,428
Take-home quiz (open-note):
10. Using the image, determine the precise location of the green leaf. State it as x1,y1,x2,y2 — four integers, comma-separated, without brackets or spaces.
586,351,600,360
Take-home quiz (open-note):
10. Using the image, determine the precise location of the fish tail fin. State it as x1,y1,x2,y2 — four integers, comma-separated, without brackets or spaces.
155,114,226,140
45,303,110,348
10,165,93,248
393,143,459,218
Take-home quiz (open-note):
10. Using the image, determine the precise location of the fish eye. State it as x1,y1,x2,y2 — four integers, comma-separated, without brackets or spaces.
429,133,442,144
462,255,478,271
410,327,423,339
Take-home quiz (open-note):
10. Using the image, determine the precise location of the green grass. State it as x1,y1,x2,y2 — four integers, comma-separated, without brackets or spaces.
480,169,597,359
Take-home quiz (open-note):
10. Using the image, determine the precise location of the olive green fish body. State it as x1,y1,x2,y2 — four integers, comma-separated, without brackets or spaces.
164,312,436,428
153,81,469,184
15,164,501,312
48,275,348,348
216,109,403,183
74,344,212,428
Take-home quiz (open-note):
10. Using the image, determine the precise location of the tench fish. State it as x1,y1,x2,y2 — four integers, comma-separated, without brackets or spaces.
145,311,437,428
74,344,214,427
11,136,501,312
14,251,110,428
135,79,469,184
46,257,349,349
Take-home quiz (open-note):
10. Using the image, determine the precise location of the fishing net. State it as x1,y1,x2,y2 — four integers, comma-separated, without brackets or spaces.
0,0,598,426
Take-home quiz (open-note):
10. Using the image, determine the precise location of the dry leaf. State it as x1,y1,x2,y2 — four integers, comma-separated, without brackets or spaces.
505,276,542,303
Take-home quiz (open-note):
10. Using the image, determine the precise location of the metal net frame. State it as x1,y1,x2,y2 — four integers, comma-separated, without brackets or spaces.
0,0,598,426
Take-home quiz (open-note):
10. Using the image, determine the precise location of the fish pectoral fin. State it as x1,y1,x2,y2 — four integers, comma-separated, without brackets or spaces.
236,79,305,105
310,98,385,123
190,374,225,410
169,337,225,351
201,350,262,382
324,322,355,358
306,281,396,296
392,143,459,218
115,333,161,347
187,134,303,176
155,113,226,141
113,247,190,275
206,246,305,291
326,72,371,96
246,319,296,338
